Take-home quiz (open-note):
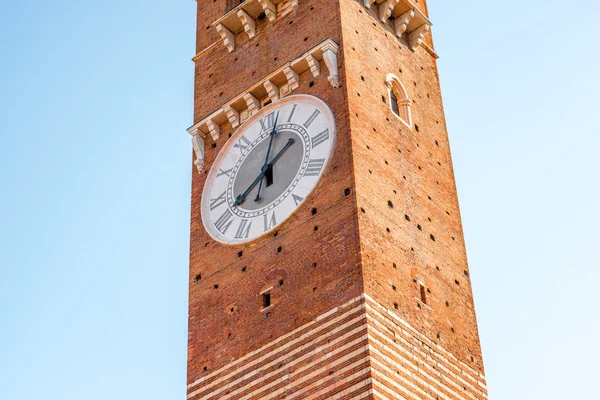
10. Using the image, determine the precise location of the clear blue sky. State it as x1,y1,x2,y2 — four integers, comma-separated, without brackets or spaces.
1,1,598,399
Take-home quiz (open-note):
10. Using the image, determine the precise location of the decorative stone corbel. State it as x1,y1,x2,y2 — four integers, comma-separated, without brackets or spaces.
223,105,240,128
394,10,415,37
283,67,300,91
408,24,430,51
379,0,400,22
206,119,220,141
237,10,256,39
239,110,249,125
244,93,260,116
192,135,205,174
263,80,280,101
216,24,235,53
306,55,320,78
258,0,277,22
363,0,376,9
187,120,207,139
279,0,298,18
320,42,339,88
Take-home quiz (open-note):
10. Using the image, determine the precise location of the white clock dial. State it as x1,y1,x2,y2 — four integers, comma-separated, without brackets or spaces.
201,95,336,245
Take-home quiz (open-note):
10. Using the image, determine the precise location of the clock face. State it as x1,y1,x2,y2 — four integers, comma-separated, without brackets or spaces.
201,95,336,245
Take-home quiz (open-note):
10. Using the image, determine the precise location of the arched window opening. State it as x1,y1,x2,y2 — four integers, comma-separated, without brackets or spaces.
386,73,412,127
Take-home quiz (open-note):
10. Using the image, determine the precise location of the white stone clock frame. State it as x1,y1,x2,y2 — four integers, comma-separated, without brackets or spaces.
200,94,337,246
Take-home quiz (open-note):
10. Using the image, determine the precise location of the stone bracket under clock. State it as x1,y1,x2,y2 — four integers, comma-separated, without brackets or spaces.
186,38,340,173
191,135,205,174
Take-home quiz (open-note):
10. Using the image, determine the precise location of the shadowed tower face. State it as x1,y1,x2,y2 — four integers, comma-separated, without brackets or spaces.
186,1,488,399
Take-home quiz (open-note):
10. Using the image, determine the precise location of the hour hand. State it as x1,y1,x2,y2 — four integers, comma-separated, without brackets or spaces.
268,138,295,166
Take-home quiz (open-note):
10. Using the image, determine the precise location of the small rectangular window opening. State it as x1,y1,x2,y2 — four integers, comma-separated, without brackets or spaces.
420,284,427,304
262,292,272,309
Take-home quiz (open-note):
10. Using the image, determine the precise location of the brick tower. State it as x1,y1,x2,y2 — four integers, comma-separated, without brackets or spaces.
186,1,488,399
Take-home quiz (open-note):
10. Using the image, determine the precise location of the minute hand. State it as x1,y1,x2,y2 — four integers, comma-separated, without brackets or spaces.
234,138,295,207
255,111,280,202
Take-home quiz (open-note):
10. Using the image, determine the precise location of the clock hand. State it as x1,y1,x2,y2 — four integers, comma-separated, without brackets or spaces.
234,171,267,207
234,138,295,207
255,111,280,203
267,137,294,167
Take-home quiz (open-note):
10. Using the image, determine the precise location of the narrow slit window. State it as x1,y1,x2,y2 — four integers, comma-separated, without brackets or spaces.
262,292,271,309
420,284,427,304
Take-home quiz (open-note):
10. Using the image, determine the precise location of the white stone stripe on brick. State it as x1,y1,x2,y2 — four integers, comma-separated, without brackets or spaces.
316,305,339,322
194,327,369,400
371,376,408,400
188,295,366,389
364,294,486,381
189,309,366,395
250,358,371,400
368,344,467,400
353,388,376,400
366,315,486,398
189,311,368,399
368,328,477,400
371,388,393,400
370,359,433,400
316,377,373,400
364,297,486,386
365,304,487,393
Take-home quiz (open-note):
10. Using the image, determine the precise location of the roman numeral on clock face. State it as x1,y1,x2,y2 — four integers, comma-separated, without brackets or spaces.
303,109,321,128
234,219,252,239
210,191,227,211
233,136,251,155
263,211,277,232
304,159,326,177
287,105,298,122
259,112,276,132
217,168,233,178
292,194,304,206
214,209,234,234
311,129,329,149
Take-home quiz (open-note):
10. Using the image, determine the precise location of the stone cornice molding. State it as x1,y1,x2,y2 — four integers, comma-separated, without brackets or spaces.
361,0,433,51
186,38,340,174
187,38,339,139
211,0,298,53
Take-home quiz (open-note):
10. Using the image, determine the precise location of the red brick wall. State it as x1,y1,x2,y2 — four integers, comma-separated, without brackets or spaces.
339,0,485,373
